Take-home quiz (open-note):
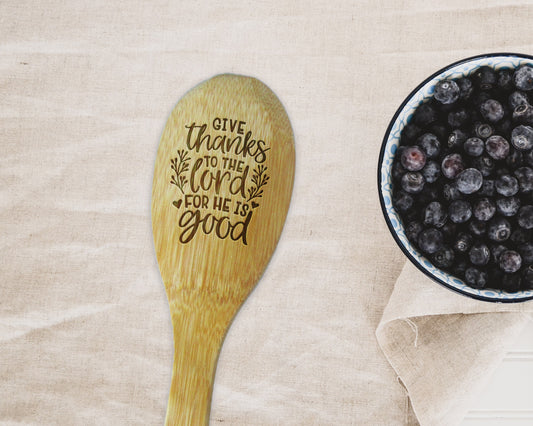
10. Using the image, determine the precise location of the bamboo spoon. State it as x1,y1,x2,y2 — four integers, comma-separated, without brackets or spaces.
151,74,295,425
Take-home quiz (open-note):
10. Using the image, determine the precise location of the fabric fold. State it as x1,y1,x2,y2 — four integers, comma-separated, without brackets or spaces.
377,261,533,425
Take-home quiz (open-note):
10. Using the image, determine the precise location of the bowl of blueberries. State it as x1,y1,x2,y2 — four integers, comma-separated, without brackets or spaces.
379,53,533,302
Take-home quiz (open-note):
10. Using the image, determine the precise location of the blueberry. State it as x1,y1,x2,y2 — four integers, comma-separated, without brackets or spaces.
448,107,470,128
406,221,424,242
423,201,447,228
453,258,468,276
491,244,508,262
474,122,494,139
514,166,533,193
513,156,529,173
473,198,496,221
454,232,473,253
401,123,423,144
472,90,492,108
392,161,406,181
418,228,444,254
471,156,495,177
401,172,425,193
518,242,533,264
523,266,533,289
401,146,427,171
488,266,504,289
485,135,510,160
417,184,440,205
403,209,419,223
432,246,455,269
513,103,533,125
441,153,465,179
417,133,441,159
496,196,521,217
469,242,491,265
448,129,467,149
463,137,485,156
513,65,533,91
495,174,519,196
429,123,449,141
498,68,513,91
456,168,483,194
441,221,458,240
393,190,414,212
511,125,533,150
501,273,522,292
487,217,512,242
465,267,488,288
495,167,511,178
422,161,441,183
496,117,513,135
517,205,533,229
448,199,472,223
469,219,487,237
526,148,533,167
499,250,522,273
442,182,462,201
434,79,460,104
506,148,523,169
474,66,497,90
510,228,531,245
414,102,438,127
457,77,474,100
509,91,529,109
396,145,406,154
478,179,495,196
480,99,505,122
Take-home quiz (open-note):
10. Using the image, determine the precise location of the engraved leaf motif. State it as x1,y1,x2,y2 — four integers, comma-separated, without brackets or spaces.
170,149,191,194
247,165,269,202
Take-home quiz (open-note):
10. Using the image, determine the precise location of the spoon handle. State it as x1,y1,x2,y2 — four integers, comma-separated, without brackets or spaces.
165,290,239,426
152,74,295,424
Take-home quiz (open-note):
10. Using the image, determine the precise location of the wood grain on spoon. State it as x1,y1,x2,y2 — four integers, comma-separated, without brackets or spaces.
152,74,295,425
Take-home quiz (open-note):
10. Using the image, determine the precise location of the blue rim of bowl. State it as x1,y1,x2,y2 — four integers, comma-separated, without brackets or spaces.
378,52,533,303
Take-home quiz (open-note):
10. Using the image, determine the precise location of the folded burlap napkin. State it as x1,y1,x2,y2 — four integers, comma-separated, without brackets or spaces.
377,261,533,425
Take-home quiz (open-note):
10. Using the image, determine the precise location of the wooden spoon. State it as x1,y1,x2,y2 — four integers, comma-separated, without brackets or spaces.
151,74,295,425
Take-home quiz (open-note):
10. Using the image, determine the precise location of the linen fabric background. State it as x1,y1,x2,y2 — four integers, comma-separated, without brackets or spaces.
1,0,532,424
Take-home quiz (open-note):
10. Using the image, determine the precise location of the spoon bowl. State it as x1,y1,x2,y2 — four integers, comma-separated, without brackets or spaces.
152,74,295,425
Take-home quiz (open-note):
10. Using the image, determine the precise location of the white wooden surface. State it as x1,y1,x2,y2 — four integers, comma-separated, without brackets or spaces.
463,324,533,425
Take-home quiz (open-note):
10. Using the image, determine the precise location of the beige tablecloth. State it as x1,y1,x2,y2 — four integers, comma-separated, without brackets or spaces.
1,1,532,425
